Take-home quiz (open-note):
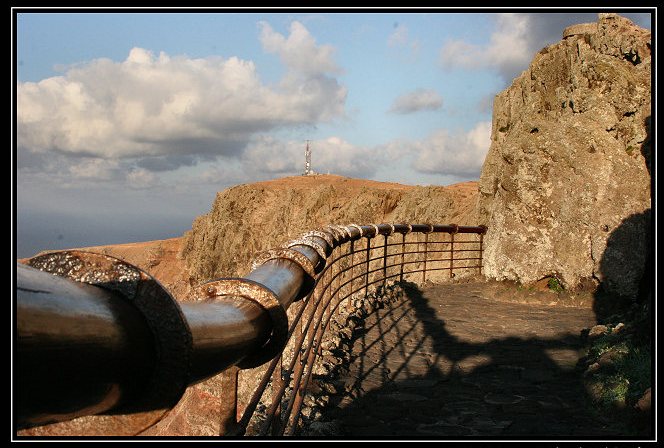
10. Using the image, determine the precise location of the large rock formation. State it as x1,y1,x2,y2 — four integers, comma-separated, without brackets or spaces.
181,174,478,282
478,14,651,298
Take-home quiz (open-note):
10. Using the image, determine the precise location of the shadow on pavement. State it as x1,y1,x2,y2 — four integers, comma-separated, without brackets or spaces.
319,282,644,439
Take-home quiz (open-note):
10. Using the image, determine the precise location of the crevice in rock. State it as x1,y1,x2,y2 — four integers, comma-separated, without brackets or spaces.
622,50,641,66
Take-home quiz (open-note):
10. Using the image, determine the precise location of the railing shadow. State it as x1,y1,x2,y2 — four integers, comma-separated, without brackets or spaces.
321,282,632,439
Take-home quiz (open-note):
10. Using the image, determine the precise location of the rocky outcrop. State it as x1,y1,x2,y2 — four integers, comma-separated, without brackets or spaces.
181,175,478,282
478,14,651,297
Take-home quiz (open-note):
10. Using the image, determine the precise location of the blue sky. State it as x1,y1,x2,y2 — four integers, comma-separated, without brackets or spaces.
14,10,652,257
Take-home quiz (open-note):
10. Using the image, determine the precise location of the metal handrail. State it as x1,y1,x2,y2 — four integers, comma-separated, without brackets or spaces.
233,224,485,435
15,223,486,435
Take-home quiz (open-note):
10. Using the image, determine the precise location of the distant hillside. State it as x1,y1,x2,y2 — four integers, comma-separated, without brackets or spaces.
180,174,479,283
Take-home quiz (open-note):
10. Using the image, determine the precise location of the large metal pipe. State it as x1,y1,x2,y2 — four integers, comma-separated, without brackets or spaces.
15,242,326,428
16,264,156,427
246,259,307,310
16,223,486,433
183,297,271,384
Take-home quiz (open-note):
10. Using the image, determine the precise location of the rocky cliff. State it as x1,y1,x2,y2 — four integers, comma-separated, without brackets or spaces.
478,13,651,298
181,174,479,283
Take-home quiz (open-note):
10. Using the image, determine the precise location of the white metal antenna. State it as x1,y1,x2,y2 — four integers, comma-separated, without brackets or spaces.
304,140,312,176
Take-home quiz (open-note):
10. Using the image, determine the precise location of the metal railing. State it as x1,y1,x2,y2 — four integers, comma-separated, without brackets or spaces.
217,223,486,436
15,223,485,436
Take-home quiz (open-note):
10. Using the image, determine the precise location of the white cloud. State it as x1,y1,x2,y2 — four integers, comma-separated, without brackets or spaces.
259,21,341,76
242,136,300,174
126,168,158,189
389,89,443,114
439,12,651,83
410,121,492,176
68,158,121,181
238,121,491,181
17,21,347,180
440,13,531,81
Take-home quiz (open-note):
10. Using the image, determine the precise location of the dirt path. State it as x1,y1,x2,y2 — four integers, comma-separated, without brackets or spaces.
317,282,619,439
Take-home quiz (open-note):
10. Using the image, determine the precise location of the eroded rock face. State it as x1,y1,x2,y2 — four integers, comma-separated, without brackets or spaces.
478,14,651,297
181,175,478,282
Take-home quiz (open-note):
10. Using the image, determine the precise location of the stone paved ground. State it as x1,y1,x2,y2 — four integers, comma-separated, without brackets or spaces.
317,282,621,439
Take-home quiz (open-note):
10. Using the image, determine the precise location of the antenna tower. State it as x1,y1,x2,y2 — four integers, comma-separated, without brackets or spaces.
304,140,312,175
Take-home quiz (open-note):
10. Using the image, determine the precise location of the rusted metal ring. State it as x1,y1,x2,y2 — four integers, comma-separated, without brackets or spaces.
322,226,340,242
197,278,289,369
286,238,327,261
423,224,434,234
478,224,488,235
328,225,348,241
251,248,316,279
347,224,364,237
400,224,412,234
323,225,338,241
303,230,334,249
368,224,380,237
27,250,192,422
335,225,351,239
449,223,459,235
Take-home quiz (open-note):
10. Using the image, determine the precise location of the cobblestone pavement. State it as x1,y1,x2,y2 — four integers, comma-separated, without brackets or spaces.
317,282,621,439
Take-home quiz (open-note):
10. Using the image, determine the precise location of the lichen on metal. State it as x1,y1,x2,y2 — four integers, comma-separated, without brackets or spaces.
251,248,317,279
196,278,289,369
302,230,334,249
330,224,350,239
28,251,142,300
323,225,344,243
285,238,327,261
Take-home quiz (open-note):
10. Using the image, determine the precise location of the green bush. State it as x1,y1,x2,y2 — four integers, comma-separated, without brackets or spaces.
547,277,564,293
586,330,651,415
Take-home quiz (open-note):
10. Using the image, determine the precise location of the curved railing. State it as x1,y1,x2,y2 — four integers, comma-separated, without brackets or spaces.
15,223,486,436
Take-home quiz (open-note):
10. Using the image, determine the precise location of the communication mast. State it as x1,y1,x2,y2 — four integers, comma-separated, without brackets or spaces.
303,140,312,176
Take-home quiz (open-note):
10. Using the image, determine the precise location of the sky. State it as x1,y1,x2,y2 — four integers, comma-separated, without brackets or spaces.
13,9,653,258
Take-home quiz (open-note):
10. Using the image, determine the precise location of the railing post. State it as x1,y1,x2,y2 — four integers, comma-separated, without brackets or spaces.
478,232,484,275
400,232,405,283
449,232,455,279
219,366,240,436
271,358,283,435
291,298,309,435
382,234,388,287
365,236,371,298
350,239,355,305
423,232,428,284
333,246,340,314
